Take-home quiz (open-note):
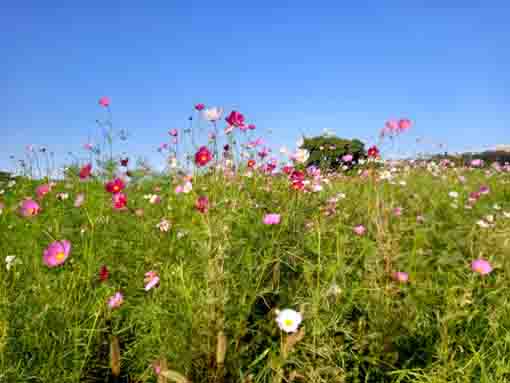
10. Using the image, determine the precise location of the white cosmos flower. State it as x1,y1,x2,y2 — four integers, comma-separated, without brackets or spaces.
293,149,309,164
275,308,302,333
202,107,223,122
5,255,19,271
448,191,459,198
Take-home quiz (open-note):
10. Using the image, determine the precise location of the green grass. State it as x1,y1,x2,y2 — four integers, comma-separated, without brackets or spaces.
1,164,510,383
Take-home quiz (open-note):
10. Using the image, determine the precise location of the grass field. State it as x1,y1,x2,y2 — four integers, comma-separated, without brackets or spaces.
1,157,510,382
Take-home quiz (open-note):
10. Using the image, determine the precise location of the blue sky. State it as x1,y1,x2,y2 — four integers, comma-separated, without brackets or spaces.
2,1,509,172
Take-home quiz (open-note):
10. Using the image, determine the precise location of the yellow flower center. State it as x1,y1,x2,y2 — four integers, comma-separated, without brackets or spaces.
284,319,294,327
27,208,35,215
55,252,66,262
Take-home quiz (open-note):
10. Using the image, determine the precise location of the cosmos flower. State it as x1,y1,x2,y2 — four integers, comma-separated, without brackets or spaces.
74,193,85,207
225,110,245,127
56,192,69,201
342,154,353,162
353,224,366,236
275,308,303,333
398,118,412,133
0,201,4,215
105,178,125,194
36,184,51,199
471,159,483,168
263,213,281,225
43,240,71,268
168,129,178,137
120,158,129,167
20,199,40,217
98,96,110,107
195,146,213,167
112,193,127,209
79,163,92,179
292,149,310,164
367,145,379,158
5,255,19,271
144,271,160,291
99,265,109,282
108,292,124,309
392,271,409,283
248,123,256,130
202,107,223,122
194,103,205,111
195,196,209,213
471,259,492,275
156,218,171,232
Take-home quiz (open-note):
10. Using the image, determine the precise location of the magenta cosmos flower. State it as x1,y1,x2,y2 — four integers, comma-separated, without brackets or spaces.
20,199,40,217
112,193,127,210
263,213,281,225
98,96,110,107
471,259,492,275
43,240,71,267
108,292,124,309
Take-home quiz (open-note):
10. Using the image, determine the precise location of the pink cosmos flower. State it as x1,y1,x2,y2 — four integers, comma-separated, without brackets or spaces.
98,96,110,107
263,213,281,225
20,199,40,217
36,184,51,199
79,163,92,179
43,240,71,268
169,129,178,137
144,271,160,291
471,159,483,167
74,193,85,207
195,103,205,111
108,292,124,309
393,207,403,217
195,196,209,213
353,224,366,236
471,259,492,275
0,201,4,215
392,271,409,283
398,118,412,133
342,154,353,162
479,185,490,195
83,143,94,151
105,178,125,194
112,193,127,210
248,124,256,130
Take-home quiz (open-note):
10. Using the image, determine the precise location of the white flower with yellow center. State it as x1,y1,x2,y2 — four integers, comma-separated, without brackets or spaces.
275,309,302,333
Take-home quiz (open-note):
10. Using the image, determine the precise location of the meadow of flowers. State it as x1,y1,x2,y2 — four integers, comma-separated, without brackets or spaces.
1,100,510,383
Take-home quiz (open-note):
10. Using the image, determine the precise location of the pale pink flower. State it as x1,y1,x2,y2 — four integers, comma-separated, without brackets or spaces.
353,224,366,236
108,292,124,309
144,271,160,291
74,193,85,207
471,259,492,275
157,219,171,232
392,271,409,283
263,214,281,225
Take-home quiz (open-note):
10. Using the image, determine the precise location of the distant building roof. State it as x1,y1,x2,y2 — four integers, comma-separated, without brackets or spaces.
495,145,510,152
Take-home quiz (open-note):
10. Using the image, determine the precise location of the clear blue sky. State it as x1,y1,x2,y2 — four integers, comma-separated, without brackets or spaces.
2,1,509,172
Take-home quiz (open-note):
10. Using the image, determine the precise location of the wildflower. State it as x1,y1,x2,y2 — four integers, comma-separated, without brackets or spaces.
36,184,51,199
479,185,490,195
275,308,303,333
43,240,71,268
353,224,366,236
502,211,510,218
225,110,245,127
105,178,125,194
108,292,124,309
195,196,209,213
416,215,425,223
156,218,171,232
0,201,4,215
247,159,256,168
342,154,353,162
202,107,223,122
292,149,310,164
99,265,109,282
168,129,178,137
448,191,459,198
393,207,403,216
195,146,213,167
112,193,127,210
194,103,205,111
144,271,160,291
5,255,19,271
392,271,409,283
471,259,492,275
83,143,94,151
20,199,40,217
367,145,379,158
74,193,85,207
263,213,281,225
398,118,412,133
98,96,110,107
56,192,69,201
471,159,483,167
120,158,129,167
248,123,256,130
79,163,92,179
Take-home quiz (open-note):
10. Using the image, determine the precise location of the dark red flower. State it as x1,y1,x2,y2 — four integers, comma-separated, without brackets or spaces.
194,146,213,167
79,163,92,179
291,180,305,191
225,110,245,127
247,159,256,168
290,170,305,182
99,265,109,282
195,103,205,111
105,178,125,194
120,158,129,167
282,165,294,175
367,145,380,158
195,196,209,213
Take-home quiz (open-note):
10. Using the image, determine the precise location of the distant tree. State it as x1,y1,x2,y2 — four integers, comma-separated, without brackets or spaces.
300,135,366,170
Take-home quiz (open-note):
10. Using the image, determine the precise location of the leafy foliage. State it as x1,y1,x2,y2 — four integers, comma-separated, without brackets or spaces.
301,135,366,170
